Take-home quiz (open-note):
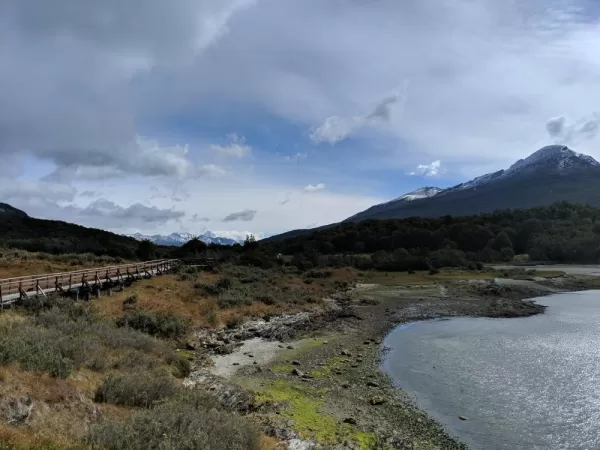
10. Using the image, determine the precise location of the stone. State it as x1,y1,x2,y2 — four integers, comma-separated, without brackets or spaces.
370,395,386,405
341,383,350,389
322,340,329,345
343,417,358,425
292,360,301,366
341,349,352,356
0,396,33,424
287,345,294,349
366,381,380,387
292,368,304,377
459,416,468,421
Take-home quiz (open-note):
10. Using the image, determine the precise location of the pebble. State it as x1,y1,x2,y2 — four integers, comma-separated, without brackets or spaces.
458,416,468,421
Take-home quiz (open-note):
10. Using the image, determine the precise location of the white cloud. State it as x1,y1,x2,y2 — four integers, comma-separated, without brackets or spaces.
410,160,441,177
303,183,325,192
310,87,407,144
209,134,251,158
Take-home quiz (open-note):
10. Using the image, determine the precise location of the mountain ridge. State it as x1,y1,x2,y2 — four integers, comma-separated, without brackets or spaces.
128,231,241,247
265,145,600,241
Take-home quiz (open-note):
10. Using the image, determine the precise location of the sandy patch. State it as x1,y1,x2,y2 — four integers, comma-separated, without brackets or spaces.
209,337,311,378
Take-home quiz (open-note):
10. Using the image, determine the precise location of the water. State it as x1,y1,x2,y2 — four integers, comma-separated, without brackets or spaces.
382,291,600,450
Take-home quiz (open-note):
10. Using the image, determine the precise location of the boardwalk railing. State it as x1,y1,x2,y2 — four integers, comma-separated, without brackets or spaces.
0,259,180,305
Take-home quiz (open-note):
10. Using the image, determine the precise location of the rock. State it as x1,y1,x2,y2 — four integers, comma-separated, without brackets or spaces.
459,415,468,421
341,383,350,389
186,342,196,351
363,341,371,345
351,364,359,368
278,344,284,348
247,354,254,358
292,360,301,366
287,345,295,349
366,381,380,388
341,349,352,356
322,340,329,345
0,396,33,424
292,368,304,377
233,362,240,366
370,396,386,405
343,417,358,425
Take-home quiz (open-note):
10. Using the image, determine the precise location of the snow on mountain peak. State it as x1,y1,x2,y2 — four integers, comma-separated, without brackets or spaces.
507,145,599,174
127,231,241,246
391,186,442,203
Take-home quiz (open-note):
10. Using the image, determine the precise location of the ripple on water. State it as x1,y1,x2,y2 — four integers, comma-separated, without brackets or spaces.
383,291,600,450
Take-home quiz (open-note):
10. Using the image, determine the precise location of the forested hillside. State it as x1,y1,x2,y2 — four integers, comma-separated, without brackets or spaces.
264,202,600,270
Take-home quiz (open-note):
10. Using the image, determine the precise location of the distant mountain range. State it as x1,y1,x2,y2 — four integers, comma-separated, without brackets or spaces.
267,145,600,241
128,231,241,247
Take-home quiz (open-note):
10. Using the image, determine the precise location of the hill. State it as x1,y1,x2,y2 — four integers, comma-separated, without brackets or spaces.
0,205,149,258
264,202,600,268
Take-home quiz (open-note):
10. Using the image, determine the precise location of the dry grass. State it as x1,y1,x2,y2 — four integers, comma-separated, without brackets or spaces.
0,248,128,279
95,266,356,329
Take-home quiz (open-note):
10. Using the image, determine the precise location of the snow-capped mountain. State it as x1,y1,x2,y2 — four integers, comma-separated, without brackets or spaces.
343,145,600,222
128,231,241,247
450,145,600,192
390,186,443,202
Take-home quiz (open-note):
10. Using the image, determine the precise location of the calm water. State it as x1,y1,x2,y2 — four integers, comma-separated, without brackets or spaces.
382,291,600,450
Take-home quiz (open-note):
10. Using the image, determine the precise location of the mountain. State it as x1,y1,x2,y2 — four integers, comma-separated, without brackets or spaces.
346,145,600,222
0,203,28,218
128,231,240,247
264,145,600,242
0,203,147,258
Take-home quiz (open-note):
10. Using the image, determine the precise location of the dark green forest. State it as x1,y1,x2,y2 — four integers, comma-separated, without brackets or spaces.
261,202,600,270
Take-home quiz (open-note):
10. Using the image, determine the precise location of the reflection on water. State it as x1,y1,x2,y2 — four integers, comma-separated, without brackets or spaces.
383,291,600,450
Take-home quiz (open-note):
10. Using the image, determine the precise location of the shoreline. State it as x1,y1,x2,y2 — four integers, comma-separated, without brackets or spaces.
187,270,600,449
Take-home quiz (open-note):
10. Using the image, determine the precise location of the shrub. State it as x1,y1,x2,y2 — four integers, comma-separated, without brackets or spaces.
167,353,192,379
122,295,138,310
85,390,260,450
305,269,333,278
428,268,440,275
117,311,190,339
94,371,177,408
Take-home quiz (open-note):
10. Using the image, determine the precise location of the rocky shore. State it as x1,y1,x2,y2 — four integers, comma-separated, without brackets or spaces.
184,271,600,449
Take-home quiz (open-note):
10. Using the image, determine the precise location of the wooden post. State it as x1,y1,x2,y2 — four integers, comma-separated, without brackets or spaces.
69,274,72,291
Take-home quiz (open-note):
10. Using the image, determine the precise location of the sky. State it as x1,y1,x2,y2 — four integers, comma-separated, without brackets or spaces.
3,0,600,240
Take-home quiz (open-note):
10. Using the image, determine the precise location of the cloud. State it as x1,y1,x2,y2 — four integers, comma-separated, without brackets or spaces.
222,209,257,222
191,214,211,222
310,84,408,144
0,0,253,180
79,190,97,198
79,199,185,224
279,192,292,205
303,183,325,192
410,160,441,177
284,152,308,163
209,134,251,158
546,115,600,146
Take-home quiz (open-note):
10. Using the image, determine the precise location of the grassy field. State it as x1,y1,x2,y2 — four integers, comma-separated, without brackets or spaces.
0,252,358,449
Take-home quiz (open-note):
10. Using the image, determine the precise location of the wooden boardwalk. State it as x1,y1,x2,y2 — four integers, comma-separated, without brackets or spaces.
0,259,181,306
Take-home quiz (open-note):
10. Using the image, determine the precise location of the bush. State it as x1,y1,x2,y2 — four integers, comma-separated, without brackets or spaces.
122,295,138,310
167,353,192,379
85,390,260,450
94,371,177,408
117,311,190,339
428,268,440,275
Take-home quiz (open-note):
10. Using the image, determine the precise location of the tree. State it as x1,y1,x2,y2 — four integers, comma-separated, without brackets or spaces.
136,239,156,261
244,234,258,249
